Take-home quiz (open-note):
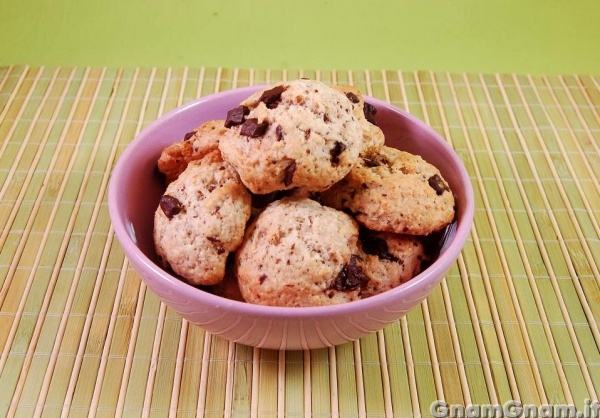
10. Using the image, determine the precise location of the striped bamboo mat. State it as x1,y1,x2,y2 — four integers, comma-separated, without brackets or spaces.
0,65,599,417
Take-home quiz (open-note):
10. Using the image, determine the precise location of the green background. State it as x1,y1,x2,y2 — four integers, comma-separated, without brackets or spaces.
1,0,599,75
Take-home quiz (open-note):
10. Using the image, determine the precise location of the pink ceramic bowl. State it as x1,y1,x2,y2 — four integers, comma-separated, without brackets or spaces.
108,85,474,350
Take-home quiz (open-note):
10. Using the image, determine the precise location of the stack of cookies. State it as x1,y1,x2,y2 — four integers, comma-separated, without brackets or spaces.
153,79,455,307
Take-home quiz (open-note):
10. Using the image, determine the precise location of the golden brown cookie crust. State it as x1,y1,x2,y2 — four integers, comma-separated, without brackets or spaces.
154,151,252,286
157,119,227,183
236,197,367,307
359,230,428,297
321,146,455,235
218,80,367,194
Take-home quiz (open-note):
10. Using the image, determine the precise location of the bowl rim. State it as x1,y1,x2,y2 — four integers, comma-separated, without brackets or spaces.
108,86,475,319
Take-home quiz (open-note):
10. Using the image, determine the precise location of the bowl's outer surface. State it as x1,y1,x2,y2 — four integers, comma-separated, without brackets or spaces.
109,86,474,350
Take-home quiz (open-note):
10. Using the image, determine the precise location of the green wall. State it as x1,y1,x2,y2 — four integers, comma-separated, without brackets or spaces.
1,0,599,75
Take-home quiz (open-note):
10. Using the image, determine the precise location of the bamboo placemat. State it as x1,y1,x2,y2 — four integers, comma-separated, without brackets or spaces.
0,65,599,417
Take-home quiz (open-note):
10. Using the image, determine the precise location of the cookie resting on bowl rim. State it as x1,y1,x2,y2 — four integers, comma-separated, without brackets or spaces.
108,84,474,350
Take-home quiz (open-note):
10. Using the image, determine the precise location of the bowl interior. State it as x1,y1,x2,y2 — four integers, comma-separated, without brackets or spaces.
110,86,473,310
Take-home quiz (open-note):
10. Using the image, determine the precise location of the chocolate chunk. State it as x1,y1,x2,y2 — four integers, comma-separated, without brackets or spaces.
259,274,268,284
240,118,269,137
259,85,286,109
224,105,250,128
183,130,196,140
332,255,368,291
159,195,184,219
345,92,360,104
428,174,450,195
275,125,284,141
363,102,378,125
330,141,347,165
359,230,400,262
283,160,297,186
362,157,381,168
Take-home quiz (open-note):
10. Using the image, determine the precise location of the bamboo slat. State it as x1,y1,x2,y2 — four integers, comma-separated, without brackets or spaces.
0,65,599,417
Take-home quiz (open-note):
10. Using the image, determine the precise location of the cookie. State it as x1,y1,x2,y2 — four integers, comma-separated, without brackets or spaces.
157,119,227,183
154,151,252,285
332,84,385,153
236,197,368,307
359,229,428,297
321,146,455,235
218,79,366,194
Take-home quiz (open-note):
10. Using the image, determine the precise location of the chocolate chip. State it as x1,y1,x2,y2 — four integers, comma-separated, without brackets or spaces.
275,125,284,141
345,92,360,104
224,105,250,128
240,118,269,137
259,274,268,284
362,158,381,168
183,131,195,141
428,174,450,195
330,141,347,165
283,160,297,186
359,230,400,262
332,255,368,291
159,195,184,219
363,102,378,125
259,85,286,109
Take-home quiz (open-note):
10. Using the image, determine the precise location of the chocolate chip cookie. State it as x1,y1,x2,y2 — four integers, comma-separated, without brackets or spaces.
235,197,368,307
157,119,228,183
359,229,429,297
218,79,366,194
154,151,252,285
321,146,455,235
